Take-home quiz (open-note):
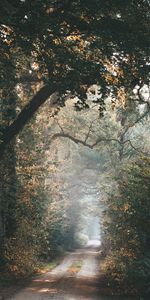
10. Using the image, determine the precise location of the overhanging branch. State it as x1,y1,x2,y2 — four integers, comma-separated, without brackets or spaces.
50,132,150,156
50,132,93,148
0,84,58,156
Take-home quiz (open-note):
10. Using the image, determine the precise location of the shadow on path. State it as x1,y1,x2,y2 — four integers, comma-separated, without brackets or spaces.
6,241,139,300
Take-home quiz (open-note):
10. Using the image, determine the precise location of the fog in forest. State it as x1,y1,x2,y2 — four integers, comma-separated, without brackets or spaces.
0,1,149,299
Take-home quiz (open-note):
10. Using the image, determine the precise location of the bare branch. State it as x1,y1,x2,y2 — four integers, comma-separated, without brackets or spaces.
50,132,150,156
123,108,150,137
93,136,150,156
84,118,98,143
50,132,93,148
122,139,150,156
54,118,65,134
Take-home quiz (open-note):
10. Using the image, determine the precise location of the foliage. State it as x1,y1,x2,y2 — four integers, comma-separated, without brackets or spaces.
4,219,38,278
0,1,149,286
1,0,149,92
0,1,149,154
101,156,150,295
1,102,74,277
74,232,89,248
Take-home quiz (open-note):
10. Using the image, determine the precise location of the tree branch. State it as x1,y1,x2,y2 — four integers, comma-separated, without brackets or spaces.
54,118,65,134
0,84,58,157
84,118,98,143
50,132,150,156
123,108,150,137
93,136,150,156
50,132,93,148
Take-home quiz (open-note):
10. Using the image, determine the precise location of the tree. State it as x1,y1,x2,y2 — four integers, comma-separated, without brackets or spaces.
0,0,150,285
101,156,150,295
0,90,17,264
2,98,71,276
0,0,149,154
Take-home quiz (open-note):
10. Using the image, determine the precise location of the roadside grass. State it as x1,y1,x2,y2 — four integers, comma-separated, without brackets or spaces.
35,257,62,275
0,257,62,285
68,260,82,274
0,256,63,299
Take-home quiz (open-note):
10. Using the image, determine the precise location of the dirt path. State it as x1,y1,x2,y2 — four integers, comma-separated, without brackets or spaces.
6,241,99,300
7,241,137,300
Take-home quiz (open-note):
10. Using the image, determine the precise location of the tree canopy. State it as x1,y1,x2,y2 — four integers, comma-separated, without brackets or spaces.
0,0,149,153
0,3,150,293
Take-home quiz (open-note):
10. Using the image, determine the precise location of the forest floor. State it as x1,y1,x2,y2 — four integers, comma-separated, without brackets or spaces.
0,241,139,300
